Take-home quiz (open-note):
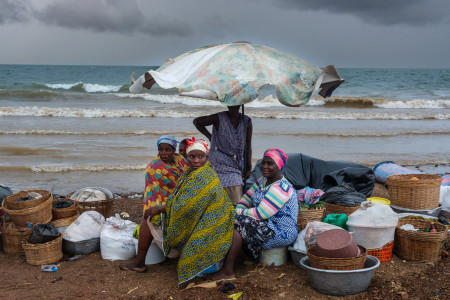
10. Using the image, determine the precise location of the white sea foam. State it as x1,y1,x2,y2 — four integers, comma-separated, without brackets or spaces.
374,99,450,109
31,164,147,172
1,106,449,120
45,82,81,89
0,129,197,136
83,83,122,93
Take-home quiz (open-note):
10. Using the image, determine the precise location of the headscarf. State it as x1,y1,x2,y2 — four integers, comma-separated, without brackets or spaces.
264,148,288,171
186,137,209,154
157,135,178,148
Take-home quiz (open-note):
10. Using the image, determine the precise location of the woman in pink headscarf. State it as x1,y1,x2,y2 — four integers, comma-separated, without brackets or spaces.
206,148,298,281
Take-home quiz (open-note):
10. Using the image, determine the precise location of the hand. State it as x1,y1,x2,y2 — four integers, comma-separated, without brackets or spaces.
143,206,162,220
242,169,252,181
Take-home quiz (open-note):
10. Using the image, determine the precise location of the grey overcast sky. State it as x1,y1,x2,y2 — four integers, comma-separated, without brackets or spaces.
1,0,449,68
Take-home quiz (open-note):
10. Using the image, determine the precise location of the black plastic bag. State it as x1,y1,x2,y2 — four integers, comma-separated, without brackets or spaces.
28,224,60,244
321,185,366,207
0,185,13,206
53,200,73,209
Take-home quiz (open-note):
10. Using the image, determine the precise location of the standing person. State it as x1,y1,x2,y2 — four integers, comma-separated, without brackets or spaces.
193,105,252,205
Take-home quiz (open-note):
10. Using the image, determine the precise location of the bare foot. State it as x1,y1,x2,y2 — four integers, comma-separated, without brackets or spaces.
204,270,236,282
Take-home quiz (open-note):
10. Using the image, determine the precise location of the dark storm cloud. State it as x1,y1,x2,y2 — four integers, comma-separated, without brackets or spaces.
278,0,450,26
34,0,192,36
0,0,29,24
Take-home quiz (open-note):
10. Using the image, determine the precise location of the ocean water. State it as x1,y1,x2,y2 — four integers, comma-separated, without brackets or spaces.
0,64,449,194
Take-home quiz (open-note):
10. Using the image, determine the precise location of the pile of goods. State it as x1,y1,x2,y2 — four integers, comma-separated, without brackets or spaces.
0,187,137,266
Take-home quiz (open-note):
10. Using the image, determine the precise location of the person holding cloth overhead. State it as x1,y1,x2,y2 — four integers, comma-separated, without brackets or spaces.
193,105,253,205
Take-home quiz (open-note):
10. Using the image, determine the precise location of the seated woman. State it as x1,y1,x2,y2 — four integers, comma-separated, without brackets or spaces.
122,138,235,287
120,135,187,272
206,148,299,281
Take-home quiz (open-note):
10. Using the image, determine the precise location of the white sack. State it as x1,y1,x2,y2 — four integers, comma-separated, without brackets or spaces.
75,189,106,202
63,211,105,242
440,186,450,208
100,214,137,261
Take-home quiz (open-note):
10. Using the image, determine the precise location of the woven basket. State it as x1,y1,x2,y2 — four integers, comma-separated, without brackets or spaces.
387,174,441,210
1,222,33,254
22,234,63,265
367,241,394,262
394,219,447,261
76,198,114,218
307,245,367,270
2,195,53,227
2,190,51,210
298,208,325,232
50,214,79,228
324,203,360,216
52,199,78,220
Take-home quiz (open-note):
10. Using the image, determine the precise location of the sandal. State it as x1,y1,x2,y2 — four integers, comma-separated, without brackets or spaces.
119,263,146,273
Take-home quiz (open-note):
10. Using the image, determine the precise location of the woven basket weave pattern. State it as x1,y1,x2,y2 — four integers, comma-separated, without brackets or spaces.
22,234,63,265
1,222,33,254
2,190,51,210
297,208,324,231
324,203,360,216
2,195,53,227
307,245,367,270
387,174,441,210
394,219,447,261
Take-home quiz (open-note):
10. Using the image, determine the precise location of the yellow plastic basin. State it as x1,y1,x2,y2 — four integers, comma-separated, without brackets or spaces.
367,197,391,205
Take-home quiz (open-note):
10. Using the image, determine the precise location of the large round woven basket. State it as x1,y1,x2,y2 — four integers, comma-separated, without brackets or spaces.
2,190,52,210
2,195,53,227
52,199,78,220
387,174,441,210
298,208,325,232
76,198,114,218
307,245,367,270
324,203,360,217
394,219,447,262
22,234,63,265
50,214,79,228
1,222,33,254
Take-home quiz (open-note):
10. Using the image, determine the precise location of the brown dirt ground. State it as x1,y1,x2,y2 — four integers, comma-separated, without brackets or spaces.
0,183,449,300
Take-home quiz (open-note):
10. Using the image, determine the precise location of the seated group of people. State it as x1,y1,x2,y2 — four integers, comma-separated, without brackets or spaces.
120,135,299,287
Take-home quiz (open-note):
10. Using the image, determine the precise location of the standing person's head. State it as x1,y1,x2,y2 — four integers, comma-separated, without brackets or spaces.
186,138,209,170
157,135,178,164
227,105,241,114
179,139,189,159
261,148,288,179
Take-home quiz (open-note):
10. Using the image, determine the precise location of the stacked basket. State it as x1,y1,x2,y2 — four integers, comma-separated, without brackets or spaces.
324,203,360,216
1,190,63,265
51,198,79,228
307,245,367,270
69,188,114,218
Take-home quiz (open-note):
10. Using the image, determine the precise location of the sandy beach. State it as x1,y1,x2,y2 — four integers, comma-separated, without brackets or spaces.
1,183,449,299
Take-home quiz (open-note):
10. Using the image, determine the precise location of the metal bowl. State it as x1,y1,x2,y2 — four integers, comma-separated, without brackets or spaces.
289,250,307,269
300,255,380,296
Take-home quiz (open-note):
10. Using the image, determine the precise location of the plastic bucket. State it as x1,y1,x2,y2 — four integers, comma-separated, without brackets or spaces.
259,246,288,266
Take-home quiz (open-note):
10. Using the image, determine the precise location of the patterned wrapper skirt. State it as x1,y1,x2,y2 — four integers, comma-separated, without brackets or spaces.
234,215,275,259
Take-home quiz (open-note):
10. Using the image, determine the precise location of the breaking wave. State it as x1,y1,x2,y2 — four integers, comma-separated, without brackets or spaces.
1,106,449,120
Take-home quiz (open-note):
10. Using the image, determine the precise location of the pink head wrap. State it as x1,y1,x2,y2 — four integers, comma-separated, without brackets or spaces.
263,148,288,171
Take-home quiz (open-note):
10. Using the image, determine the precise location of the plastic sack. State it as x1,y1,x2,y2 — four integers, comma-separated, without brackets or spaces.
288,227,308,254
100,214,137,261
63,211,105,242
28,223,60,244
321,185,366,207
347,201,398,249
303,221,346,249
440,186,450,208
75,189,106,202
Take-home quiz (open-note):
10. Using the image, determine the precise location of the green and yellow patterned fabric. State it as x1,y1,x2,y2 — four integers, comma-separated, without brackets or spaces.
162,161,235,285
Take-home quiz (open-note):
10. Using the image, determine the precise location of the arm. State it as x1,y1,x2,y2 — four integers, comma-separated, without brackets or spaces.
235,181,259,213
237,182,294,220
243,119,253,180
192,114,219,141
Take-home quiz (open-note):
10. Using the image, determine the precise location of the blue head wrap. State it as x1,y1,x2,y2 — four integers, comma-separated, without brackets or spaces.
157,135,178,148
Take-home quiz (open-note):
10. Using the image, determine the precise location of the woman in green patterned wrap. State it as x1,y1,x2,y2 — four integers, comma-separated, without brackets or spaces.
122,138,235,287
